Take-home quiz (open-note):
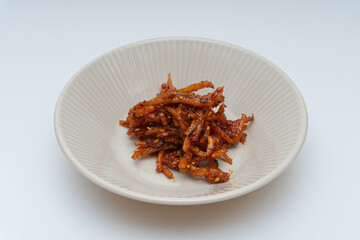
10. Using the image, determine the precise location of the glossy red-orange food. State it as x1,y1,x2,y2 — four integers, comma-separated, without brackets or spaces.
120,73,254,183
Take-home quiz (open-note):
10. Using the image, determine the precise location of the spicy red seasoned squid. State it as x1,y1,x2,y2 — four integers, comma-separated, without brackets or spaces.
119,74,254,183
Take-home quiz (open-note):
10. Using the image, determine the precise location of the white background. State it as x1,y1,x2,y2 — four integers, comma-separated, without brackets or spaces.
1,1,359,239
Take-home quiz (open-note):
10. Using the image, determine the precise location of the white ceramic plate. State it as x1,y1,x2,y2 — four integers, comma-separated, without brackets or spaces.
55,37,307,205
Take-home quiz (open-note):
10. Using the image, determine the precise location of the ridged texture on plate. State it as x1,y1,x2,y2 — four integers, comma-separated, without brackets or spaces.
55,37,307,204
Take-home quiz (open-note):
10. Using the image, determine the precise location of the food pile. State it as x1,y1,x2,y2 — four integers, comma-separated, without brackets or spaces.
120,74,254,183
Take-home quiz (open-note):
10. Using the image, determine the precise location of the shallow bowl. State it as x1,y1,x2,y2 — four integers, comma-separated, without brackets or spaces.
55,37,308,205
